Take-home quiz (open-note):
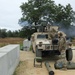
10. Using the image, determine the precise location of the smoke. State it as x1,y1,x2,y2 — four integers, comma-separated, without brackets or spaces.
59,25,75,37
48,18,75,37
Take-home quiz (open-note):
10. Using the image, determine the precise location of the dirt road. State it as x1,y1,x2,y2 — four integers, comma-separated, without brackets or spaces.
14,47,75,75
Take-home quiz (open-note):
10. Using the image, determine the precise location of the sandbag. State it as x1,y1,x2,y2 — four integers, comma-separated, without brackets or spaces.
54,61,75,69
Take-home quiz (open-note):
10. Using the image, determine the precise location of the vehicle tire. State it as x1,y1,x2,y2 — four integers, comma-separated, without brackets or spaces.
36,49,42,62
66,48,73,61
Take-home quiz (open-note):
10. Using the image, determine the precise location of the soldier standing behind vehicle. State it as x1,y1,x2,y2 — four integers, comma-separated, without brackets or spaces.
48,28,57,40
58,32,67,70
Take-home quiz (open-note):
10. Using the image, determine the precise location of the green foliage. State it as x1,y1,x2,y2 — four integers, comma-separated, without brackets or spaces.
20,43,23,50
29,45,32,51
7,30,14,37
19,27,36,38
19,0,75,28
0,29,7,38
55,4,75,28
0,27,35,38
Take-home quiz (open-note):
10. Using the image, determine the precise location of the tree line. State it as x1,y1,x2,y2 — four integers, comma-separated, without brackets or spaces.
0,28,36,38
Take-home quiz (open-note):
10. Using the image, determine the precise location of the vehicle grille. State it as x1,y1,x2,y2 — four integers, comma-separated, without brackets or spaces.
45,45,50,50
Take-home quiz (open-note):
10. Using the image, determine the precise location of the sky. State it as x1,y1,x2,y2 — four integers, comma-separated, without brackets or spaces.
0,0,75,31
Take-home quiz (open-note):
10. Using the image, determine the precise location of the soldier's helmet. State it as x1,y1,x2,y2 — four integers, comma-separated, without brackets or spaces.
58,31,63,36
58,31,66,37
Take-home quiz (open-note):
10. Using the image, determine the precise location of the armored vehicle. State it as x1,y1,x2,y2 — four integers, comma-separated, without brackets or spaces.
31,25,72,60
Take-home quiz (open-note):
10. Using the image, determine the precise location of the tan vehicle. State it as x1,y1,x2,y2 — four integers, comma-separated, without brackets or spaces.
31,25,73,60
31,26,58,57
31,32,49,57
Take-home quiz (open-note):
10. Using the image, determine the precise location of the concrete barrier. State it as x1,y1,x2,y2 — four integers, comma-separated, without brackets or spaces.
23,39,31,51
0,53,8,75
0,44,20,75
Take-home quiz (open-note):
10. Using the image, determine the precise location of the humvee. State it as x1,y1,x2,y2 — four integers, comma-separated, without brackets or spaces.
31,25,72,61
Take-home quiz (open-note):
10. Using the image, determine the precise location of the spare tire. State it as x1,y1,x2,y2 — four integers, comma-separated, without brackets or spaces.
66,48,73,61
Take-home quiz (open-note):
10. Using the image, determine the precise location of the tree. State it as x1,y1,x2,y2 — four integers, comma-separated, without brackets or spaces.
55,4,75,28
7,30,13,37
12,30,19,37
19,0,75,28
19,0,56,25
19,27,36,38
0,29,7,38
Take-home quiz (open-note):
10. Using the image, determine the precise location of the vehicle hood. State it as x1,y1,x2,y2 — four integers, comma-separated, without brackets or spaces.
35,39,50,45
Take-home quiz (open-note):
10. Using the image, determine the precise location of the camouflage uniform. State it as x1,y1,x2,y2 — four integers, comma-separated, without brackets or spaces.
58,34,67,69
58,36,66,51
48,28,57,39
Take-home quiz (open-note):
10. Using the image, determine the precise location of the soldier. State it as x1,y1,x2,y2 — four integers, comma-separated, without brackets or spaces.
58,32,67,70
48,28,57,40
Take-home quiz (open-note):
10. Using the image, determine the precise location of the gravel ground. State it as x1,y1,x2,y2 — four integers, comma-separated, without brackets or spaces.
14,47,75,75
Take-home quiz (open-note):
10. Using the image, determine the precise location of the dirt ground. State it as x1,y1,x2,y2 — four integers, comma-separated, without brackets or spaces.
14,47,75,75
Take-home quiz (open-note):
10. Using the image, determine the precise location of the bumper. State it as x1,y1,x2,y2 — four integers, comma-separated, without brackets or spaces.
41,50,61,56
37,44,59,51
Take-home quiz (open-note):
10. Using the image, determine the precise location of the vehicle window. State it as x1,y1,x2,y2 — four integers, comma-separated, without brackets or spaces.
37,34,48,39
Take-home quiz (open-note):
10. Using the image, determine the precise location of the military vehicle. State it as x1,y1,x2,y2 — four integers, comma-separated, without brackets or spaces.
31,25,73,61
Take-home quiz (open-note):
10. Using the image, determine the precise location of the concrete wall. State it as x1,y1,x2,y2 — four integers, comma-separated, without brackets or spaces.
23,39,31,51
0,44,20,75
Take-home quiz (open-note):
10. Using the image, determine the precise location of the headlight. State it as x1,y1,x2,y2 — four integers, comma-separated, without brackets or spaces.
39,42,43,47
45,45,50,50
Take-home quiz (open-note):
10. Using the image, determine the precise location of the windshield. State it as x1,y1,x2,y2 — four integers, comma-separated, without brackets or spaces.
37,34,48,39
